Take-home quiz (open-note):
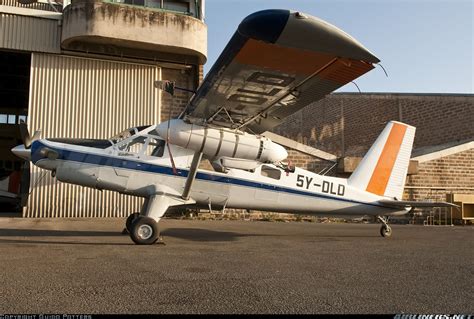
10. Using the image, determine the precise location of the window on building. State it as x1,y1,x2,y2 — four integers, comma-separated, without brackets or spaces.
261,165,281,180
163,0,189,13
145,0,162,8
7,115,16,124
18,115,27,124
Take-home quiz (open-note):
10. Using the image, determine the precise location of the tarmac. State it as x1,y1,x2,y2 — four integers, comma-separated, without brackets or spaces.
0,217,472,314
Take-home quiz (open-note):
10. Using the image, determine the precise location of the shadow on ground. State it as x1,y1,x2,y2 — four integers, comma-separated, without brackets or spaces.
161,227,267,242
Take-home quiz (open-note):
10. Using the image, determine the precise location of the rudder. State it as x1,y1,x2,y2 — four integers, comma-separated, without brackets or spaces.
348,121,416,199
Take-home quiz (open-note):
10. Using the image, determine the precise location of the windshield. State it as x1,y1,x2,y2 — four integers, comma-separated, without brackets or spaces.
109,126,150,144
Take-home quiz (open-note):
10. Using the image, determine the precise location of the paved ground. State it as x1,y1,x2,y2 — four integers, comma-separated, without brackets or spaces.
0,217,472,314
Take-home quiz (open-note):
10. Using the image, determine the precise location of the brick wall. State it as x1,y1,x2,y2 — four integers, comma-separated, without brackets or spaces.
286,150,336,176
272,93,474,208
404,149,474,202
273,93,474,157
160,67,197,122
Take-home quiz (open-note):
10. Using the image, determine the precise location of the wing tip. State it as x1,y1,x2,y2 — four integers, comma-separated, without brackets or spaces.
238,9,290,43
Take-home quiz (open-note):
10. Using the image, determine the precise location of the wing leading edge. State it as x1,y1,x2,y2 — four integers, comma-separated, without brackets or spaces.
186,9,380,133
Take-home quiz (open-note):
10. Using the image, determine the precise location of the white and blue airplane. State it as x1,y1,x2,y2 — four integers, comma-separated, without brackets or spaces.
12,10,456,244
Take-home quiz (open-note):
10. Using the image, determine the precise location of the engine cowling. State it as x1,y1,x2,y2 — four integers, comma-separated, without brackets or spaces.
156,119,287,163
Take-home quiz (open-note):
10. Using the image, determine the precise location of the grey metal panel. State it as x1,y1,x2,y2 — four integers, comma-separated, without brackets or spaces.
25,53,161,218
0,13,61,53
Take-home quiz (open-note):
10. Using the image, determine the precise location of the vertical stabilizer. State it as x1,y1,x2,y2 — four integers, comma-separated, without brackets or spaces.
348,121,416,199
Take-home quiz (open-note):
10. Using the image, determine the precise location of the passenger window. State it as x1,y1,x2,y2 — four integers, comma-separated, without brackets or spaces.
261,165,281,180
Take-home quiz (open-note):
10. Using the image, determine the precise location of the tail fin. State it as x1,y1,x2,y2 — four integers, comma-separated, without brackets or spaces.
348,121,416,199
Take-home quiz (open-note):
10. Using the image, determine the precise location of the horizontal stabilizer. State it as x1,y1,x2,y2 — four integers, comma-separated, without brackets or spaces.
379,199,460,209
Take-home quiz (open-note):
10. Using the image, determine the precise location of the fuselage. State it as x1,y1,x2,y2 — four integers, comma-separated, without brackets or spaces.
26,137,407,218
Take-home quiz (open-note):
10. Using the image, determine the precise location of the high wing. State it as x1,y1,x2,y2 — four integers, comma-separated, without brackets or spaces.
185,9,380,134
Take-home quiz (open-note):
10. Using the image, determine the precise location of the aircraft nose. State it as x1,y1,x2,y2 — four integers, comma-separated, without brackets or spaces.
11,145,31,161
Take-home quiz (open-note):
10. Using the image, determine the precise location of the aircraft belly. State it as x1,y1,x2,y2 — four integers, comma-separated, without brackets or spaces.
223,182,399,216
189,179,230,208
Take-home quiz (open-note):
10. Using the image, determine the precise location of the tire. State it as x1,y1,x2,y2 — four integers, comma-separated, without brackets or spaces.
125,212,140,233
129,216,159,245
380,225,392,238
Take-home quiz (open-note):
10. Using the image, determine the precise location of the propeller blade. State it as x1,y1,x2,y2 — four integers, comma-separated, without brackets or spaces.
19,122,32,149
18,123,41,149
19,161,30,207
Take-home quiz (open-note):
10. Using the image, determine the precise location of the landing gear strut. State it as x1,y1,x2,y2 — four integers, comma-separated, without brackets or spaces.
124,193,190,245
378,216,392,238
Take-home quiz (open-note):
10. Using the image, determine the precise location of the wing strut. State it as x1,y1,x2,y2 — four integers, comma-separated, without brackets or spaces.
182,151,203,200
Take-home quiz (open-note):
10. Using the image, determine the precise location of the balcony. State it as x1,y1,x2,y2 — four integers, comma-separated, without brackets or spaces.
61,0,207,64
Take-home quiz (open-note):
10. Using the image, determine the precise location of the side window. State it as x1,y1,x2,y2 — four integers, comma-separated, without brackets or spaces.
145,138,166,158
261,165,281,180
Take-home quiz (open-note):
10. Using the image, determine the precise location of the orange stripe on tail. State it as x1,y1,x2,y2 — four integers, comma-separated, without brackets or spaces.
366,123,407,196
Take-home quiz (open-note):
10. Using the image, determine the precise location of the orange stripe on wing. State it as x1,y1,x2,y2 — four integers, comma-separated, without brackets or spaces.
366,123,407,196
235,39,375,83
235,39,335,76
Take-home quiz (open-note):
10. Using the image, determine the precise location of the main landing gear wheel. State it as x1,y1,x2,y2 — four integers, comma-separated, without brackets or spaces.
121,212,140,235
380,224,392,238
126,212,140,232
129,216,159,245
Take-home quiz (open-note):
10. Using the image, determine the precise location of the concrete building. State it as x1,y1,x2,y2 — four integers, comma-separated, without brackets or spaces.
0,0,206,217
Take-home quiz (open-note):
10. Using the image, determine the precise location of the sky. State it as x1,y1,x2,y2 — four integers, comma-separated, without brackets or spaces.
203,0,473,94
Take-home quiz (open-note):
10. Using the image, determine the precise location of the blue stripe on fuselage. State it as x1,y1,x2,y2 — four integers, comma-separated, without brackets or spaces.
31,141,387,209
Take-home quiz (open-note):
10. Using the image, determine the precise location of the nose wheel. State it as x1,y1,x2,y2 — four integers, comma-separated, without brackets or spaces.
129,216,160,245
378,216,392,238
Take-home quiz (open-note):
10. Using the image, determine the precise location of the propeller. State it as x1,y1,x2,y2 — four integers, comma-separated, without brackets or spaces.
19,122,41,149
15,122,38,210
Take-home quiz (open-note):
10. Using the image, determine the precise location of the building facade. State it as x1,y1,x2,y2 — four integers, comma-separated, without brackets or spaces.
273,93,474,223
0,0,206,217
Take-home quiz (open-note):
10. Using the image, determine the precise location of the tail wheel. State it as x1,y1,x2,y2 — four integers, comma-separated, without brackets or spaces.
380,224,392,238
129,216,159,245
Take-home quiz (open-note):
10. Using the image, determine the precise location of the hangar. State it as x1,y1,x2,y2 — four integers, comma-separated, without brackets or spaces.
0,0,206,217
0,1,472,222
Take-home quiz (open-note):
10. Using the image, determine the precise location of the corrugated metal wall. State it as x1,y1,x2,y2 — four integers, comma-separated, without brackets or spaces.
0,13,61,53
0,0,63,12
25,53,161,218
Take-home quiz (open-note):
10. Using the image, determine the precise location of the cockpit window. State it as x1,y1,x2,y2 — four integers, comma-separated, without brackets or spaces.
120,136,147,153
114,134,166,157
110,128,136,144
110,126,151,144
146,139,166,157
